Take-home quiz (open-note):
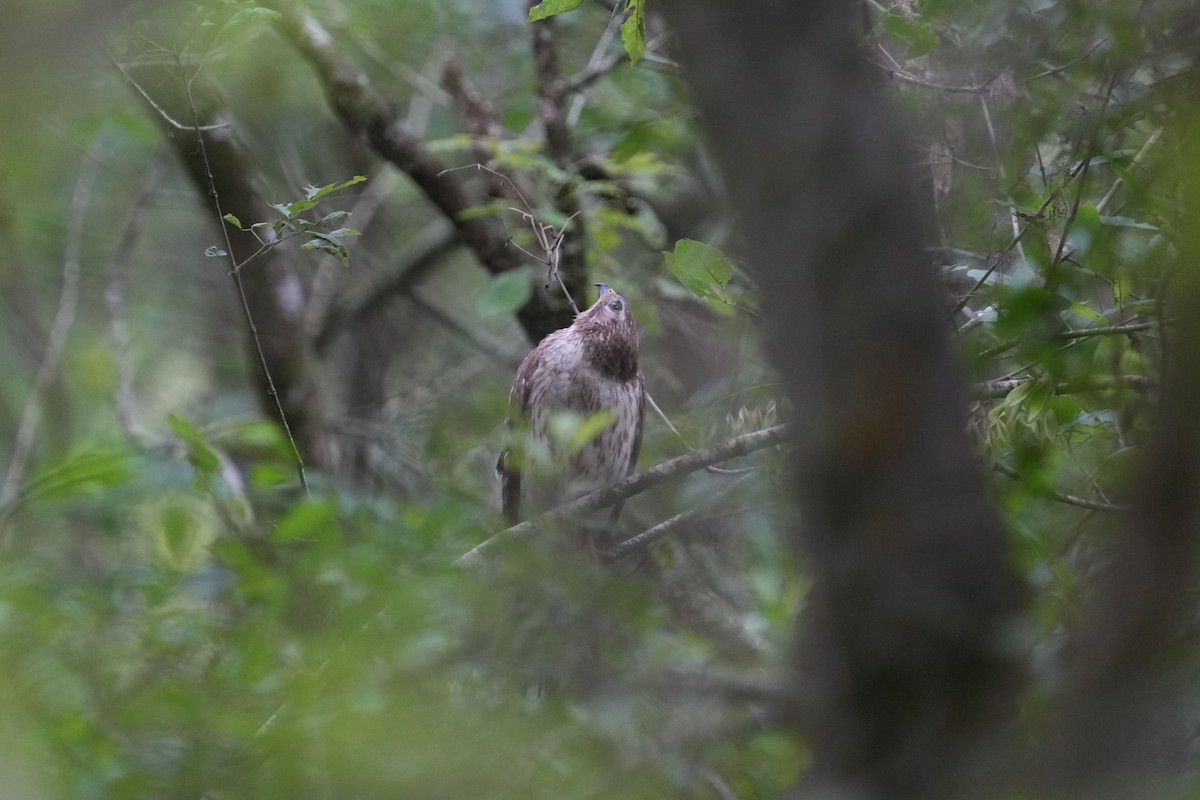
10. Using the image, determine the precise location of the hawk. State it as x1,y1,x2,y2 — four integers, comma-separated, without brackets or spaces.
498,284,645,528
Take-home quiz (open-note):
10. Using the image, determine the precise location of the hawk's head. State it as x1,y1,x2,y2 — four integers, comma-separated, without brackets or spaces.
575,283,639,380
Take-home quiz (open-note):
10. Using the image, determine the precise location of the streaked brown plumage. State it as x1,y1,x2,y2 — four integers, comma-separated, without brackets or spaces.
498,285,645,526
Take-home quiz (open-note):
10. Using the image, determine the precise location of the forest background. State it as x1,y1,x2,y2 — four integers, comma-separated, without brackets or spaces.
1,0,1199,798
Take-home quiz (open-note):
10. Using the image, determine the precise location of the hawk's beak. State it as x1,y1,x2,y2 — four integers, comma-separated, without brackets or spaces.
593,282,614,299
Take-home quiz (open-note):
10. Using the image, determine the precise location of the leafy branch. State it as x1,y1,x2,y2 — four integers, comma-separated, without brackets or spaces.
176,55,317,495
210,175,366,270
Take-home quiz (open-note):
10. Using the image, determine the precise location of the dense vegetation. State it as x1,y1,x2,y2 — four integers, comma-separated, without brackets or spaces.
1,0,1198,797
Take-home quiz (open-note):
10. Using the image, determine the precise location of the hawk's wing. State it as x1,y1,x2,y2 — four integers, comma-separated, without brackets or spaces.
498,347,542,526
606,371,646,529
627,371,646,478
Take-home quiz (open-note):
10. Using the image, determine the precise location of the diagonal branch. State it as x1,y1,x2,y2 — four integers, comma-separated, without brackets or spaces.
313,223,460,351
607,474,755,561
456,424,788,566
992,461,1128,513
977,374,1154,399
266,0,574,341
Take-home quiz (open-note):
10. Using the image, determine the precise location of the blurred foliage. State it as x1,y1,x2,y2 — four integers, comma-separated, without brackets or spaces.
0,0,1198,797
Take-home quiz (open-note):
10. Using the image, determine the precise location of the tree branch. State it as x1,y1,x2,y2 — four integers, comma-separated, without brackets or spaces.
992,461,1128,513
528,2,588,310
607,473,755,561
105,154,162,444
0,144,97,516
178,64,313,494
267,0,574,341
408,288,523,369
440,54,503,139
977,374,1154,399
456,424,788,566
1059,321,1160,339
313,223,460,351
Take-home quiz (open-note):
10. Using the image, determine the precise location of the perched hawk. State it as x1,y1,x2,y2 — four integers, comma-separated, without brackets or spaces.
498,284,645,527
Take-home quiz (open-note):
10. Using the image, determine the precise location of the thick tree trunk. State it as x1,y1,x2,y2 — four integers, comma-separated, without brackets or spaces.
664,3,1024,797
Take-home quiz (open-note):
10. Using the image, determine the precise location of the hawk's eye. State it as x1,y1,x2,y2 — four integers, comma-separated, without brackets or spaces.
607,297,623,312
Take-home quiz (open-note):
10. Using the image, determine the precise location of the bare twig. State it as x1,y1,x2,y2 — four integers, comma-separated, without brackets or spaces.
1059,320,1160,339
949,177,1080,319
977,374,1154,399
0,145,99,515
884,66,990,94
1048,71,1123,274
564,1,625,126
645,390,756,476
438,163,581,314
980,96,1029,268
976,320,1163,362
607,474,754,561
108,52,229,132
1025,38,1108,81
408,289,524,369
1095,127,1162,214
565,51,625,95
105,155,163,443
457,424,788,566
178,58,311,496
992,461,1128,513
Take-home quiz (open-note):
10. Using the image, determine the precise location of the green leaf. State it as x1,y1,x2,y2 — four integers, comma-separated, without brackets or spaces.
546,410,617,456
140,492,218,572
1074,201,1101,232
319,210,350,225
569,410,617,452
1068,302,1106,325
223,213,244,230
273,499,338,542
620,0,646,62
476,269,534,318
166,413,221,476
528,0,584,22
273,199,318,218
204,246,228,257
1099,214,1159,232
303,174,367,202
20,447,134,507
664,239,734,300
301,238,351,268
250,464,291,489
270,176,365,221
880,9,940,57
